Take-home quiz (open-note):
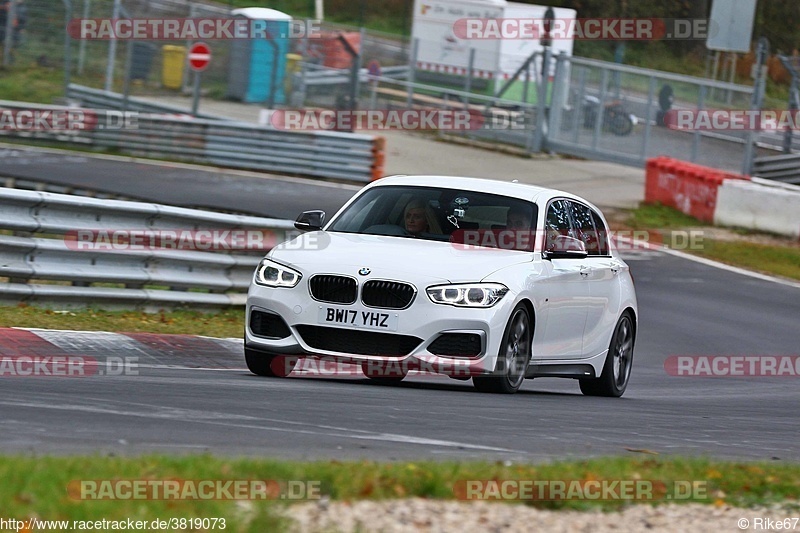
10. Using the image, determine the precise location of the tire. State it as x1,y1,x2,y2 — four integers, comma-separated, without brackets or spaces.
473,304,532,394
607,109,634,136
579,313,635,397
245,348,297,378
362,361,408,385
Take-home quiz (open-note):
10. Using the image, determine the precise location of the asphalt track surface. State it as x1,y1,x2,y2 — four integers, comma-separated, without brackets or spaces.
0,145,797,461
0,146,359,219
1,248,798,461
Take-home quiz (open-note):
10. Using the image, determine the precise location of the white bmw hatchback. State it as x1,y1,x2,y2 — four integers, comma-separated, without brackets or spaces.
245,176,637,396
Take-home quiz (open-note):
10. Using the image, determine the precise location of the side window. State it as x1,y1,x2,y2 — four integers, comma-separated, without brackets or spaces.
590,209,610,256
545,200,571,252
567,201,601,256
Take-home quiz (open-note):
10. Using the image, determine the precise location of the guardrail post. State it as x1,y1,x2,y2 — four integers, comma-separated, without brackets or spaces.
122,40,134,113
591,68,609,151
742,37,769,176
464,48,475,109
547,52,568,146
531,47,551,153
406,38,418,109
77,0,90,74
63,0,74,96
640,76,656,163
691,85,706,163
2,0,14,66
105,0,121,92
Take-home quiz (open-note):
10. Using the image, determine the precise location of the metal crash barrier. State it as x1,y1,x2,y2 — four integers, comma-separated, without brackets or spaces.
0,188,295,309
0,96,385,183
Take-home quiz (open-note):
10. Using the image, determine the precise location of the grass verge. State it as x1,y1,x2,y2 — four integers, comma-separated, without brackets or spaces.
0,305,244,338
619,203,800,282
1,456,799,531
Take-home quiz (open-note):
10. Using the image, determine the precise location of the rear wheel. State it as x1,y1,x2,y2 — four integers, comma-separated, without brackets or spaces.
245,348,297,378
473,304,532,394
579,313,634,397
607,109,634,136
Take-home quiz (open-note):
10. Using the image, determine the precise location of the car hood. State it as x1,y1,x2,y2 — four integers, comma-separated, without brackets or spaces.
270,231,533,283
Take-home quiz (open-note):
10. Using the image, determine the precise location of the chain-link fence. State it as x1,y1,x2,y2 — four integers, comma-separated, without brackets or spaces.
0,0,782,177
547,53,756,172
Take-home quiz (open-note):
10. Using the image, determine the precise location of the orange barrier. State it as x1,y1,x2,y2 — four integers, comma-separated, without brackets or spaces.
371,136,386,181
312,32,361,69
644,157,750,223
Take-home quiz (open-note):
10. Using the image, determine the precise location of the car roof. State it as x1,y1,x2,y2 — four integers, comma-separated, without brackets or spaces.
369,175,588,205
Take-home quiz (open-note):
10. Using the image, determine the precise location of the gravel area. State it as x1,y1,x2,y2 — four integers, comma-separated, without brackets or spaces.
284,498,799,532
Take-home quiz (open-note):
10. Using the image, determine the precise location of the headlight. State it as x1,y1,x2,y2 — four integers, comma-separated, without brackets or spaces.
426,283,508,308
255,259,302,288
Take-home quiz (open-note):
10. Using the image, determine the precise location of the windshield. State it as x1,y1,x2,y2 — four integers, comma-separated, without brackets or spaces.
328,185,538,251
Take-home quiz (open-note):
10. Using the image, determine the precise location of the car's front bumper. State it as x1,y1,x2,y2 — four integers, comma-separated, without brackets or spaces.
245,281,516,377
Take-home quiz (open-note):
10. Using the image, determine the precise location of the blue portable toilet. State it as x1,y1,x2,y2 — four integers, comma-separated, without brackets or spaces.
227,7,292,105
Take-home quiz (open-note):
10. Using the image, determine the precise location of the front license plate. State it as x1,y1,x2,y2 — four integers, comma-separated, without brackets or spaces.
318,306,398,331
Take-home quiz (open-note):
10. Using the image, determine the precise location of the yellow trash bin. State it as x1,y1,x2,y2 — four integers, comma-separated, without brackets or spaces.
285,53,303,94
162,45,187,90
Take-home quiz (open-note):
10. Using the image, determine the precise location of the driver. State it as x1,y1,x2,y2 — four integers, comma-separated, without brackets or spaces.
403,198,442,236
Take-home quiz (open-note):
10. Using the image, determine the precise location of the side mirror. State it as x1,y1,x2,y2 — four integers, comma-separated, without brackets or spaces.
543,235,589,260
295,210,326,232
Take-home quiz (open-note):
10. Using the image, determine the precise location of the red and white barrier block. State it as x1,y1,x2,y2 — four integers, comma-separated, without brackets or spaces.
645,157,800,240
715,178,800,240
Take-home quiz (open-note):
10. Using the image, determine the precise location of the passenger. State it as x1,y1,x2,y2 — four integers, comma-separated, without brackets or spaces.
506,205,533,230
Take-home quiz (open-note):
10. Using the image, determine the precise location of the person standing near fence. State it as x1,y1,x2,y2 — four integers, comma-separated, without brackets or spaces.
0,0,26,55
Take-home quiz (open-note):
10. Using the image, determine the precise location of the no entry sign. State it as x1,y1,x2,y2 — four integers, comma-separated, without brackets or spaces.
189,42,211,72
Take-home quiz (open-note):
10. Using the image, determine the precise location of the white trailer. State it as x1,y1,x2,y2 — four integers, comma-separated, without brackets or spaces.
411,0,576,89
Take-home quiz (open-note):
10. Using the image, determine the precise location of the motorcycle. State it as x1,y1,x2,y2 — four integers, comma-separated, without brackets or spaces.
561,93,638,136
580,95,638,136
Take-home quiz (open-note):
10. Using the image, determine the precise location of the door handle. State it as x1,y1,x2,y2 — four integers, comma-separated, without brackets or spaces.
610,266,620,274
579,265,589,277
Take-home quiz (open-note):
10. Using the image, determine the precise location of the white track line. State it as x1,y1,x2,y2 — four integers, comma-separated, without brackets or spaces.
616,237,800,290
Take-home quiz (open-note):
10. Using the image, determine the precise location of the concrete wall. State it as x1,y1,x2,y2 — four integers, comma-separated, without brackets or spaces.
714,178,800,239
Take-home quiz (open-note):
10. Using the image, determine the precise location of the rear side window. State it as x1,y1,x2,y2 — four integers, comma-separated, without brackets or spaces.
590,210,610,255
566,201,610,256
567,201,598,255
544,200,571,252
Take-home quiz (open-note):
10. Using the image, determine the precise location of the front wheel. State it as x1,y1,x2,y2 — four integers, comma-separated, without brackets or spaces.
473,304,532,394
579,313,635,397
245,348,297,377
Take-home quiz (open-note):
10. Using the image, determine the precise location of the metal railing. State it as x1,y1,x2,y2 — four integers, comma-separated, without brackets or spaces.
0,99,382,182
753,153,800,184
65,84,227,120
0,187,294,309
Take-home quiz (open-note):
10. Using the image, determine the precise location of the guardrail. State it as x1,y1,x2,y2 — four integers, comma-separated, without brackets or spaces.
753,153,800,185
301,64,410,87
0,188,295,309
0,100,384,182
65,84,226,120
